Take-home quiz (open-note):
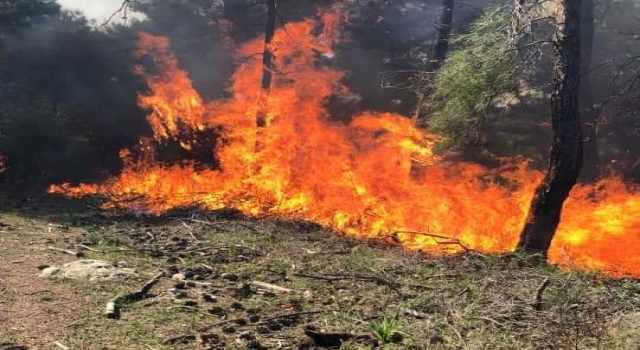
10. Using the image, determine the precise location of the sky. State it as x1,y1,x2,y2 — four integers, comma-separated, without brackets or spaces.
57,0,140,24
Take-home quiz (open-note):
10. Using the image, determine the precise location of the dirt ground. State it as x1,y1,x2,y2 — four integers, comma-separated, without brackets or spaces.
0,193,638,350
0,213,92,348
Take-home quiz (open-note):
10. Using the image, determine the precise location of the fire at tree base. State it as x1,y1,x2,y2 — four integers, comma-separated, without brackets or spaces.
50,9,640,278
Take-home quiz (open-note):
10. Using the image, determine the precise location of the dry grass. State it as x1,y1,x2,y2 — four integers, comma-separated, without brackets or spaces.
0,195,638,349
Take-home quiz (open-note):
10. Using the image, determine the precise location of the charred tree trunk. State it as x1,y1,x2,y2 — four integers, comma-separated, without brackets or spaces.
255,0,277,152
579,0,598,182
260,0,277,95
430,0,455,71
517,0,583,256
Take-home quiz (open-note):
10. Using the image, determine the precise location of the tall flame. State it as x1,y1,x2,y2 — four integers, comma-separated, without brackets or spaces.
50,9,640,277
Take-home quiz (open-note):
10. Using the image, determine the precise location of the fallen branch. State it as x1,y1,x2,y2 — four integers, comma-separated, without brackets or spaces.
388,230,474,252
105,271,165,318
250,281,293,294
53,341,70,350
75,244,99,252
46,246,82,257
293,272,395,286
293,272,432,290
531,277,551,311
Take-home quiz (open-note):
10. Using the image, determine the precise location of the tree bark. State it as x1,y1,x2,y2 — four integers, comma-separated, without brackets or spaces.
429,0,454,71
260,0,276,95
579,0,598,182
517,0,583,256
255,0,276,152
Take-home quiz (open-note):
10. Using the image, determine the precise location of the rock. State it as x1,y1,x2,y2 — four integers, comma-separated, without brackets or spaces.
222,325,237,334
221,273,239,281
168,288,188,299
183,299,198,307
266,320,283,331
208,306,226,316
201,292,218,302
235,283,252,298
116,260,133,268
279,316,296,327
39,266,61,278
303,289,314,300
233,318,248,326
256,326,270,334
200,333,222,345
230,301,244,310
235,331,263,349
171,273,187,281
38,260,137,282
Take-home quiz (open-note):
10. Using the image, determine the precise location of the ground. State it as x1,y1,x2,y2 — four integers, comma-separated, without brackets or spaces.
0,192,638,350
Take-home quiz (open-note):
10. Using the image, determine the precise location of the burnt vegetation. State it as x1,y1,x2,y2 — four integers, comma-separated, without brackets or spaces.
0,0,639,349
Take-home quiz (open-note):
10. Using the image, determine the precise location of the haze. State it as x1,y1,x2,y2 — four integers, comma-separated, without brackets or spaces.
57,0,133,23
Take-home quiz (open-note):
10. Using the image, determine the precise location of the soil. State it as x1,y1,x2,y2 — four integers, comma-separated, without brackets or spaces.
0,216,90,347
0,193,638,350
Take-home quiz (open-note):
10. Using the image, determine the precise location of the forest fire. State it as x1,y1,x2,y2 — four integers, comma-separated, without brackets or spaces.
50,10,639,277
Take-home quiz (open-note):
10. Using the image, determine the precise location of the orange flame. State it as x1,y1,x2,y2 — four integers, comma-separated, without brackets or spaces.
50,10,640,277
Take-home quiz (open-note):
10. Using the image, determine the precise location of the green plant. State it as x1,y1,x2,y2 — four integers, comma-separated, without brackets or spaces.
421,6,521,149
369,313,410,344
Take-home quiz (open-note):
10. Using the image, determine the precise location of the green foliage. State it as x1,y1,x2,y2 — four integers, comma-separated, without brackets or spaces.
424,7,521,149
368,312,409,344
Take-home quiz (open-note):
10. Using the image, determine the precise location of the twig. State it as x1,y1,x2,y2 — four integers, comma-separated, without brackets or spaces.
293,272,432,290
388,230,473,252
531,277,551,311
105,271,165,318
101,0,132,27
250,281,293,294
181,221,200,242
200,263,215,271
53,341,70,350
46,246,82,257
447,322,464,344
75,244,99,252
257,310,330,325
471,316,504,328
403,308,429,319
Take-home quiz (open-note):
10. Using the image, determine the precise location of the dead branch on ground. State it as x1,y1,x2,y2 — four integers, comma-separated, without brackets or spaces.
105,271,165,318
531,277,551,311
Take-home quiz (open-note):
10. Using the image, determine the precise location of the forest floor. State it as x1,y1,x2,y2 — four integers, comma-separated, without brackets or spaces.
0,192,638,350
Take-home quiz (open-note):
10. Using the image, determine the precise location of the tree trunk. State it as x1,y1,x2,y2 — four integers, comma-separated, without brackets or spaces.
517,0,583,256
255,0,276,152
413,0,454,124
579,0,598,182
260,0,276,95
429,0,454,71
